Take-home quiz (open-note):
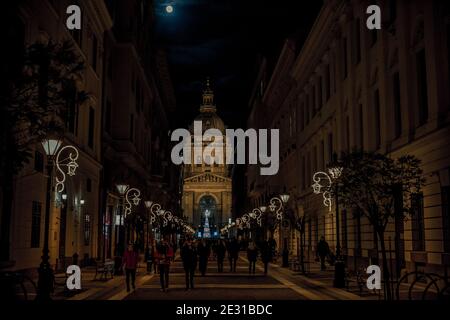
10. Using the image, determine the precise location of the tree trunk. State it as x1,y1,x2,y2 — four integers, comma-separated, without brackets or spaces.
378,229,392,300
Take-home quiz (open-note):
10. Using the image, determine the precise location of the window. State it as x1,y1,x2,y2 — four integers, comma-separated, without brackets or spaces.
86,178,92,192
308,219,312,248
342,209,348,250
301,156,306,190
320,140,325,170
293,108,297,134
129,114,134,142
305,95,310,125
416,49,429,126
388,0,397,22
136,82,141,112
447,23,450,99
306,153,311,189
66,86,78,134
299,103,304,131
370,30,378,47
328,133,333,163
34,151,44,173
105,100,112,133
314,216,319,244
91,35,98,72
107,57,113,80
84,214,91,246
71,27,82,49
325,65,331,101
393,72,402,138
442,187,450,253
346,116,350,152
411,193,425,251
313,146,317,173
88,107,95,149
289,114,293,137
318,77,323,110
31,201,42,248
374,90,381,149
354,209,362,254
358,104,364,150
355,19,361,64
343,38,348,79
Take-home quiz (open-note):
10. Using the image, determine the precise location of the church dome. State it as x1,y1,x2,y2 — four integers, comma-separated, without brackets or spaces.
190,79,226,134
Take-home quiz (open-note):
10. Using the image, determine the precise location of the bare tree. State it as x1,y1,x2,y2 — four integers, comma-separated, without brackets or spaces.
336,151,425,300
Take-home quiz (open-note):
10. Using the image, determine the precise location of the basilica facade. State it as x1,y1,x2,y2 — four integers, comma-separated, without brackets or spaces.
181,82,232,238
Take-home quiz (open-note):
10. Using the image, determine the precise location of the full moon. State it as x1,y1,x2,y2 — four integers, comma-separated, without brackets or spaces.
166,5,173,14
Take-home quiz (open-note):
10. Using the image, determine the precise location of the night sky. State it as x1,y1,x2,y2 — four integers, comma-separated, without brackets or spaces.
154,0,322,130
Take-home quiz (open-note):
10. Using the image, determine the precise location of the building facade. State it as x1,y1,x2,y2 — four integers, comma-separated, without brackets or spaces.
1,0,179,273
5,0,112,271
248,0,450,277
182,83,232,238
101,0,178,257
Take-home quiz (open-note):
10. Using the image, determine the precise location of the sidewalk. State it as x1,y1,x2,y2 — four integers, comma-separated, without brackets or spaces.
270,259,381,300
270,258,444,300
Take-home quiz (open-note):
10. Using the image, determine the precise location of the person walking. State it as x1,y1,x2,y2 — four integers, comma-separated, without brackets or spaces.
317,236,330,271
228,238,239,272
197,239,210,276
181,238,197,290
156,238,173,292
260,240,272,275
247,241,258,274
215,240,226,272
150,239,157,274
122,243,139,292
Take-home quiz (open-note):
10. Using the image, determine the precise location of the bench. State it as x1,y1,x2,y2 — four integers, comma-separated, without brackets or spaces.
94,260,114,280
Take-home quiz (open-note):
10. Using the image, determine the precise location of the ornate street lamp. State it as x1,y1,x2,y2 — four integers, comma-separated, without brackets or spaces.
311,160,345,288
124,187,141,243
115,184,128,258
55,145,79,193
37,138,79,301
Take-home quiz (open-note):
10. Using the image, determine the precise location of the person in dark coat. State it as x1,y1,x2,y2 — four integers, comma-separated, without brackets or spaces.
156,238,173,292
260,240,272,275
197,239,210,276
215,240,226,272
247,241,258,274
317,236,330,271
181,238,197,290
228,238,239,272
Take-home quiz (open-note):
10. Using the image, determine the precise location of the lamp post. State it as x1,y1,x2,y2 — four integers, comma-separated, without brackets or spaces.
124,187,141,245
115,184,128,257
145,201,152,249
312,164,345,288
37,139,61,300
37,139,80,300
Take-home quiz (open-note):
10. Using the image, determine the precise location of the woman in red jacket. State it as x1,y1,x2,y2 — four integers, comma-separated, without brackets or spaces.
122,243,139,292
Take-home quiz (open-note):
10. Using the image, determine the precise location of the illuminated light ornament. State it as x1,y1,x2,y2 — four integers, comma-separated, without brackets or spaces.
124,187,141,216
312,171,333,211
55,145,79,193
328,167,343,180
268,196,284,220
116,184,129,196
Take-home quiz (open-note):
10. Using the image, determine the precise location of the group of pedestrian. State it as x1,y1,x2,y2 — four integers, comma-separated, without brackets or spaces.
122,236,279,293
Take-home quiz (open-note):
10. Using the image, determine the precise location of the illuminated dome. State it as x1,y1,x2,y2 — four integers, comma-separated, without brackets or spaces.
190,79,225,133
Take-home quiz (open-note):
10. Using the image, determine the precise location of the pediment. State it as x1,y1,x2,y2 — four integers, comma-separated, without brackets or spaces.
184,172,231,184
